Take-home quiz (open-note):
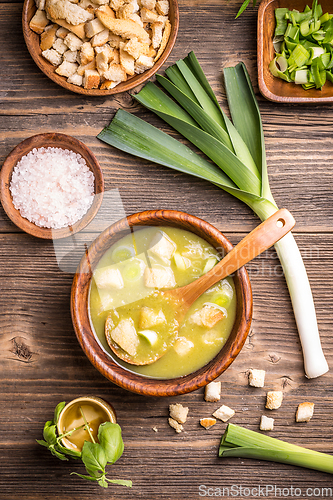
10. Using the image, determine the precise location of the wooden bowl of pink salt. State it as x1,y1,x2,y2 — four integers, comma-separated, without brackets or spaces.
0,133,104,239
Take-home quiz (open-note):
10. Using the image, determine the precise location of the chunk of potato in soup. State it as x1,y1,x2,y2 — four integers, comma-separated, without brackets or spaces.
89,227,237,379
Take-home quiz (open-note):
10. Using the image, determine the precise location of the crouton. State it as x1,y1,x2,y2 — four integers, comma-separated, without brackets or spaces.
35,0,46,10
83,68,100,88
42,48,63,65
96,51,109,73
141,0,156,9
204,381,221,402
151,21,163,49
67,71,83,85
148,231,176,263
45,0,94,26
30,9,49,34
110,0,125,9
156,0,169,16
96,7,150,42
122,37,149,59
139,306,166,329
94,43,115,62
55,60,78,76
56,26,70,38
190,305,225,329
140,7,159,23
49,17,86,39
99,80,117,89
213,405,235,422
119,42,135,75
169,403,189,424
80,41,95,64
200,418,216,430
108,33,122,48
91,28,110,47
77,58,96,75
173,337,194,356
266,391,283,410
64,32,83,51
92,0,110,4
85,17,106,38
63,49,78,62
102,62,127,81
53,37,68,54
78,0,95,8
148,45,156,58
134,54,154,73
154,18,170,61
260,415,274,431
144,267,176,288
168,417,183,433
128,12,143,26
296,402,314,422
118,2,136,19
94,266,124,289
107,318,139,356
40,24,58,51
248,369,266,388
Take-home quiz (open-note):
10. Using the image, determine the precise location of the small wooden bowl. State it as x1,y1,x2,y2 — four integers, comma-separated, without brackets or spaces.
258,0,333,103
71,210,253,397
22,0,179,96
0,133,104,239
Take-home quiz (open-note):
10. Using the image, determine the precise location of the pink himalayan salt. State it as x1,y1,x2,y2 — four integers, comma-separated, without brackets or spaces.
10,146,95,229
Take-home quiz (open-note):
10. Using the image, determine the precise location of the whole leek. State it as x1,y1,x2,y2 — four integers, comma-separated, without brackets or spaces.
97,53,328,379
219,424,333,474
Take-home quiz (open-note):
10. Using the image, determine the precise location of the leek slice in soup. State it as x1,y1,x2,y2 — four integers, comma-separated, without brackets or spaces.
89,227,237,379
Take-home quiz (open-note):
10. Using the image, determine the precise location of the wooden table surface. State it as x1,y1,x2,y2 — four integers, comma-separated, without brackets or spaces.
1,0,333,498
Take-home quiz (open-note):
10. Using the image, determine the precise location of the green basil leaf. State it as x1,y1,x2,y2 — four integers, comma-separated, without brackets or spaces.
50,447,68,461
56,443,81,459
81,441,107,474
43,422,57,445
36,439,49,448
54,402,66,424
71,472,99,482
106,478,133,488
98,477,108,488
98,422,124,464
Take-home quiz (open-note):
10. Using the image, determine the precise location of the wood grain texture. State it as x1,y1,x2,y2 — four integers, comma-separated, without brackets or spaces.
2,0,333,498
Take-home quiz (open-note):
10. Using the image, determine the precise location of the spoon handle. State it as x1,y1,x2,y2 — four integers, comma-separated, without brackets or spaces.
181,209,295,304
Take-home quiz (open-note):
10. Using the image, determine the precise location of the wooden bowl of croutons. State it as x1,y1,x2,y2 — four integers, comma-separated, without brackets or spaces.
71,210,253,396
22,0,179,95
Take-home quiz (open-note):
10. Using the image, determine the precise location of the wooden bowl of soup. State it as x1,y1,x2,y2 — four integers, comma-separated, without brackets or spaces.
71,210,253,396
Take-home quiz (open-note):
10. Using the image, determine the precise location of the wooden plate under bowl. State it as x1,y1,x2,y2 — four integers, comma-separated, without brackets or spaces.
0,133,104,239
22,0,179,96
71,210,253,397
258,0,333,103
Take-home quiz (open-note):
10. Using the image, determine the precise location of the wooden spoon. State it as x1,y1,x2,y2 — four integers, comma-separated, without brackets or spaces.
163,208,295,310
105,209,295,366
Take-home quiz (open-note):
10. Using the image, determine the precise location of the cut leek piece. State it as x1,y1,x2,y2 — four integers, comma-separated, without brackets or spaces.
98,53,328,379
219,424,333,475
138,330,158,345
202,257,218,274
173,252,191,271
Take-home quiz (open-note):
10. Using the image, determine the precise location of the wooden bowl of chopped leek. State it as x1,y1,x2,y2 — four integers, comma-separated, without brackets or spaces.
22,0,179,96
71,210,253,397
0,133,104,239
258,0,333,103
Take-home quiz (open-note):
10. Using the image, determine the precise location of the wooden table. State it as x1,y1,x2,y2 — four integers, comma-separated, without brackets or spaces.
1,0,333,498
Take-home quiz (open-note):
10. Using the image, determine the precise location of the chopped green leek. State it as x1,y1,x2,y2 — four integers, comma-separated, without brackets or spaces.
270,0,333,89
219,424,333,474
97,52,328,379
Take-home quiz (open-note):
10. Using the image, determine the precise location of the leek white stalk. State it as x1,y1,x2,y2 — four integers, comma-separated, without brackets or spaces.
97,53,328,378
